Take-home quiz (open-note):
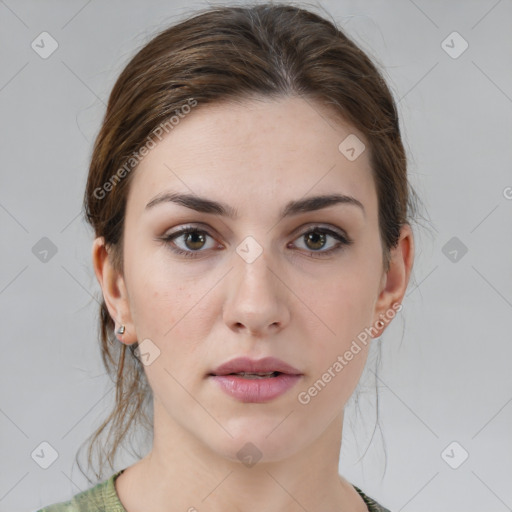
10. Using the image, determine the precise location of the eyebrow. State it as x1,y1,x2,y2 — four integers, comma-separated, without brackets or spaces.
145,191,365,219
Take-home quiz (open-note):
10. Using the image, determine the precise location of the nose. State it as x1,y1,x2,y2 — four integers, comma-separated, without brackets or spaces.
223,248,290,337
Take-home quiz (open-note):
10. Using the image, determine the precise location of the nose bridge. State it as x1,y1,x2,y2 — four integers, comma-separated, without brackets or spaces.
223,237,289,335
231,229,275,282
233,240,278,305
236,244,274,292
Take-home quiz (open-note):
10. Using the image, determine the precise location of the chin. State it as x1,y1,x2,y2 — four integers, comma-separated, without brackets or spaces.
203,424,306,465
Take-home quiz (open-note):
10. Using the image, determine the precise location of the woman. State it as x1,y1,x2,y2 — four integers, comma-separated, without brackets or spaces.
37,3,415,511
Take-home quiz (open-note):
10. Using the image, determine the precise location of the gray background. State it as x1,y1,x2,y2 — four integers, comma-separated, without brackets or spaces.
1,1,511,511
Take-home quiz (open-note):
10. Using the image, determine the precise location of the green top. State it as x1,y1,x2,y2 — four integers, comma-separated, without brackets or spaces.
35,469,391,512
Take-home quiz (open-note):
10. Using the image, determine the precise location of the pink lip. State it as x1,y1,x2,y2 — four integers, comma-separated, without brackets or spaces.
209,374,302,403
209,356,302,376
208,356,303,403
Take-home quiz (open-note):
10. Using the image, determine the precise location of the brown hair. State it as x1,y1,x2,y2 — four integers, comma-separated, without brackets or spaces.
78,2,418,483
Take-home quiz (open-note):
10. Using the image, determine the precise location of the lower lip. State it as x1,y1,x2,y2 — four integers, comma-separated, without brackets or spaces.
209,373,302,403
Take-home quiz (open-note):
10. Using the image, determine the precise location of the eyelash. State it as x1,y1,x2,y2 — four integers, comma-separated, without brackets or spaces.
159,224,353,259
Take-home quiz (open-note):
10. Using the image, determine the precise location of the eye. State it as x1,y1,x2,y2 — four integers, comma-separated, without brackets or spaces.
160,226,218,258
289,226,352,257
159,224,352,259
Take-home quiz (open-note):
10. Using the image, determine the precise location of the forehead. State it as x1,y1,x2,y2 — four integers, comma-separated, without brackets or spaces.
127,96,376,215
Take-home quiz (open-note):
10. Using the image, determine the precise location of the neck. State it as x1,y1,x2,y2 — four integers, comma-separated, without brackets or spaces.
115,399,367,512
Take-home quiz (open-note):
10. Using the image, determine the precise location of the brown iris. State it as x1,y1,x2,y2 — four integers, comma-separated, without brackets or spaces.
184,232,207,250
305,233,325,250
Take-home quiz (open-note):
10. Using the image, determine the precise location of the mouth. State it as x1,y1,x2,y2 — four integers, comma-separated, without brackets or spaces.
208,356,303,378
207,356,303,402
208,371,284,379
208,371,303,403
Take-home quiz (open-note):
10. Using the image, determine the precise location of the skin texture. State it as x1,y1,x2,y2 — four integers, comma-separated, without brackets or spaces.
92,95,414,512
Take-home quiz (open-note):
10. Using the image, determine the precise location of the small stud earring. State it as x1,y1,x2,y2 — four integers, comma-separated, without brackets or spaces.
116,325,125,335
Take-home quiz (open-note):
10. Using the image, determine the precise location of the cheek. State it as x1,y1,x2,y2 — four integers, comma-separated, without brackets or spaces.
301,251,381,391
307,290,373,397
298,286,373,413
132,280,197,345
124,246,184,342
125,247,219,364
310,267,379,346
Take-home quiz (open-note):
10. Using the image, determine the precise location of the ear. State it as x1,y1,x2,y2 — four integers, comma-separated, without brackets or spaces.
92,237,137,345
371,224,414,337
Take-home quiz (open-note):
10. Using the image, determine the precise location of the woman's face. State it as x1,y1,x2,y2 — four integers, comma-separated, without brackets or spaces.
96,95,412,463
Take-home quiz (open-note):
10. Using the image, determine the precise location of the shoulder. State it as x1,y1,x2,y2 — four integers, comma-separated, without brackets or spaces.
34,470,126,512
353,485,392,512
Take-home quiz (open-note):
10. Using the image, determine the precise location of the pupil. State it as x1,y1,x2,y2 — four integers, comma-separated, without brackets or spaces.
306,232,325,250
186,232,205,250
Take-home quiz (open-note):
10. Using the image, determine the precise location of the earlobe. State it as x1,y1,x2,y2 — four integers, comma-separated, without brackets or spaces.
372,224,414,337
91,237,137,344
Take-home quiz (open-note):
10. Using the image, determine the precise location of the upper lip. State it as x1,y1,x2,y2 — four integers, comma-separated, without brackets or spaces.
209,356,302,376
